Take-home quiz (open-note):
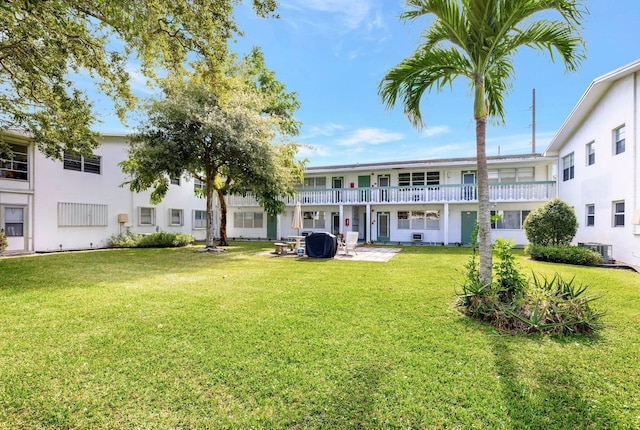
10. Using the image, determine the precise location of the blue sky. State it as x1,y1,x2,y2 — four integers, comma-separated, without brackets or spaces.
97,1,640,167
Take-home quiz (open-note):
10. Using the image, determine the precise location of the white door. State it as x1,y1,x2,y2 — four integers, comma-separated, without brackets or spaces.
3,206,26,251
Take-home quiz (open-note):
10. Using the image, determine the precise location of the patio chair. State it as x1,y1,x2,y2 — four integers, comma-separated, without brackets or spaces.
343,231,359,255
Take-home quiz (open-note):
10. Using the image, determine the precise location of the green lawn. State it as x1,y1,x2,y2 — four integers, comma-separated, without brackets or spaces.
0,243,638,429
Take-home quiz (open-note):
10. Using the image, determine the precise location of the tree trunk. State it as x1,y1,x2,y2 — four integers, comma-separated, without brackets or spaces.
473,75,492,286
475,116,492,286
205,183,216,249
216,189,229,246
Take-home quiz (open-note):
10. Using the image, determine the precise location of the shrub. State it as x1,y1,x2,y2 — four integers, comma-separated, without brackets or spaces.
0,230,8,254
109,232,194,248
523,198,577,246
457,238,604,335
493,238,527,302
526,243,603,265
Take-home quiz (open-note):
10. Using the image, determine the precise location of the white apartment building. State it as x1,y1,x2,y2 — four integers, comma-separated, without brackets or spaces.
225,154,556,246
0,131,209,253
544,59,640,265
1,126,556,253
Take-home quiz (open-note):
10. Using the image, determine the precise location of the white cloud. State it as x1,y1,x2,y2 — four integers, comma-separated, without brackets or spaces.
420,125,451,138
297,143,330,158
305,122,346,138
337,128,404,146
282,0,372,30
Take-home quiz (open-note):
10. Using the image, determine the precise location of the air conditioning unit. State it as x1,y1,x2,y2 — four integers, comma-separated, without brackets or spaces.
412,232,424,242
578,242,613,263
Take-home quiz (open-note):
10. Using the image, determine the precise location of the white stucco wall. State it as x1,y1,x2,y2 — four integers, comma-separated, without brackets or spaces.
555,71,640,264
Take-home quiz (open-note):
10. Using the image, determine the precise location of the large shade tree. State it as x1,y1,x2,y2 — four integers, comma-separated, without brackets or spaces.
0,0,277,159
120,51,304,249
379,0,586,285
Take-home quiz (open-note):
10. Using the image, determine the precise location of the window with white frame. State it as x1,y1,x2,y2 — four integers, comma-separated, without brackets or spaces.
169,209,183,226
4,207,24,236
193,210,206,229
614,125,625,155
0,144,28,180
586,141,595,166
562,153,574,181
426,171,440,186
194,179,205,191
586,204,595,227
138,207,156,226
397,210,440,230
488,167,534,183
63,151,101,174
302,177,326,188
398,171,439,186
491,210,530,229
234,212,263,229
302,211,325,229
170,176,180,185
613,201,625,227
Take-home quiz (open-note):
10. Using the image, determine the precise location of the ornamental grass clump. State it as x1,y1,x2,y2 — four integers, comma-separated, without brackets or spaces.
457,238,603,335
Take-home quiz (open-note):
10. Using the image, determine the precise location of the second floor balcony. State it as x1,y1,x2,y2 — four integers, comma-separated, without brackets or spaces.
226,181,556,207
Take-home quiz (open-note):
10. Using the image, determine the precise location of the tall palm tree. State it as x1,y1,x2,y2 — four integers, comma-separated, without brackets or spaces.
379,0,586,286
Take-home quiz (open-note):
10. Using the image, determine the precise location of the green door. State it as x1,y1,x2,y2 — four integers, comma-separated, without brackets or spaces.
461,211,477,245
358,175,371,202
267,214,277,240
377,212,390,242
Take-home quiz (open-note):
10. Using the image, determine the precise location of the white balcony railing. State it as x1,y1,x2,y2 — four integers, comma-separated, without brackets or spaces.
224,181,556,207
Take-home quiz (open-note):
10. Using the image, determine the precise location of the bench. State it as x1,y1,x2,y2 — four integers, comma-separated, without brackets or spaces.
273,242,288,255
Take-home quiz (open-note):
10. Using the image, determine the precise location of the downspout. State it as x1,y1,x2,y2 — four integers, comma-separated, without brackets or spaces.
30,141,35,251
634,71,638,234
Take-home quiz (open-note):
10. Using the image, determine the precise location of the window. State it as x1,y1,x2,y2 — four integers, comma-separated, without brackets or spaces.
426,171,440,186
302,211,325,229
194,210,206,229
586,141,595,166
170,209,183,226
139,207,155,226
614,125,625,155
491,210,530,229
58,203,108,227
4,207,24,236
398,172,438,186
194,179,205,191
0,144,28,180
63,151,101,174
398,173,411,186
170,176,180,185
586,204,595,227
488,167,534,183
613,201,625,227
562,153,574,181
234,212,264,228
397,210,440,230
302,177,326,188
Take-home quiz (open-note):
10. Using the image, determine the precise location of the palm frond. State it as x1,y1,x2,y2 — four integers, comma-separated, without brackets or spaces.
379,47,472,128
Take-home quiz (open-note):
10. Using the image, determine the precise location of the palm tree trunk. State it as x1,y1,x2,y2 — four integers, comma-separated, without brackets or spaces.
475,115,492,286
216,189,229,246
474,76,492,286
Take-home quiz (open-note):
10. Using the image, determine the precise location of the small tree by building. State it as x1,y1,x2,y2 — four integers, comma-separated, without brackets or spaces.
121,51,303,249
523,198,578,246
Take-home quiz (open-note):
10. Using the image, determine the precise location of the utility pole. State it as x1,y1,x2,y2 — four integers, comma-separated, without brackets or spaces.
532,88,536,154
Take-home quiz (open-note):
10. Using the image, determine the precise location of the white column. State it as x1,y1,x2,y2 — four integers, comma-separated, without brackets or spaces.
443,203,450,245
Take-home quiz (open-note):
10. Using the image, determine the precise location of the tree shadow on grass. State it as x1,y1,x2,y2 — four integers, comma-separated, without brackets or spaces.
490,335,618,429
286,362,386,428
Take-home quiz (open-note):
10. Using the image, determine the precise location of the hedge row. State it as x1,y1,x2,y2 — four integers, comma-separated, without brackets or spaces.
109,232,195,248
526,243,603,265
